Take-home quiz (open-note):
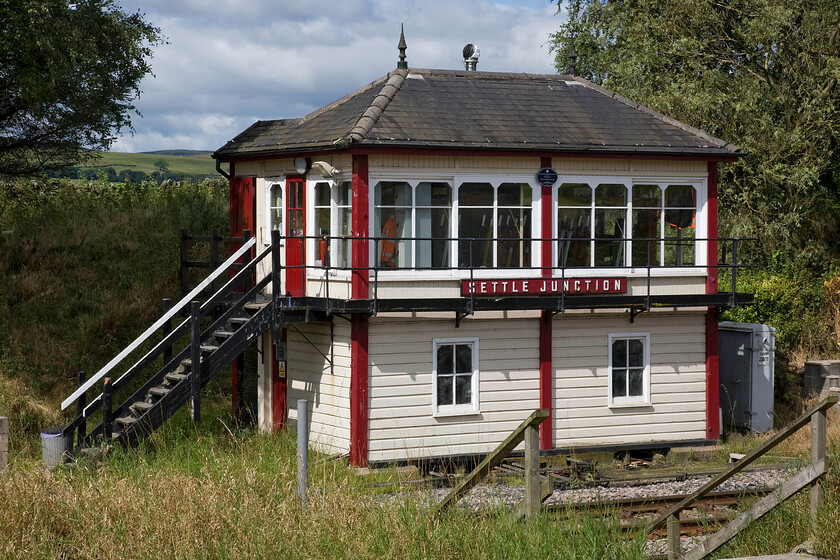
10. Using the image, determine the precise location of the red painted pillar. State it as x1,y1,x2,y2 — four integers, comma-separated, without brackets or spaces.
705,161,721,440
271,330,287,430
539,156,553,449
350,154,370,466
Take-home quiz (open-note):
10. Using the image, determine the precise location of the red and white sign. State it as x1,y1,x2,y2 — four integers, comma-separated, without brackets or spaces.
461,277,627,297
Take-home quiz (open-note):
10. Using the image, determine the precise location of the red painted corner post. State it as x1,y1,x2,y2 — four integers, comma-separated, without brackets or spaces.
538,156,554,449
272,334,287,430
350,154,370,466
705,161,721,440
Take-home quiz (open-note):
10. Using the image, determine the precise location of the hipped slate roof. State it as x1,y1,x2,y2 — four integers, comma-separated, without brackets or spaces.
213,68,739,160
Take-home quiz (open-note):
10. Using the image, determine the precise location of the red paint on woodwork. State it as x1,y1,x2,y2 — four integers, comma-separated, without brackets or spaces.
539,310,553,450
350,315,369,466
541,156,553,279
352,155,370,300
705,162,721,440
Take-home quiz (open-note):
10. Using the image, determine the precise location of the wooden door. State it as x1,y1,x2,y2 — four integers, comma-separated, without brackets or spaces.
286,177,305,296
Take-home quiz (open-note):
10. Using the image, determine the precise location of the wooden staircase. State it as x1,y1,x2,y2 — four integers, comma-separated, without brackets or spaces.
61,235,278,449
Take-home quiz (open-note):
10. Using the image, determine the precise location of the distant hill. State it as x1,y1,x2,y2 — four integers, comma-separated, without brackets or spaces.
48,150,229,183
140,149,214,157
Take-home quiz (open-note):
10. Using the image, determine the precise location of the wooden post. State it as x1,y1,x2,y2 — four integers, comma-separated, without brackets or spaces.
190,300,201,423
810,404,827,521
0,416,8,473
179,229,189,296
162,298,172,364
667,513,681,560
102,378,113,441
77,370,87,449
524,422,541,517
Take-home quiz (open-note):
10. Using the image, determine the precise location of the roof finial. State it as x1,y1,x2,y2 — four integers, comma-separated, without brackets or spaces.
397,24,408,69
568,38,578,76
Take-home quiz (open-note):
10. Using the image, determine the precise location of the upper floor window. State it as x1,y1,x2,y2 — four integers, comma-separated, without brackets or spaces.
314,180,351,268
458,182,532,268
558,181,698,268
374,181,451,269
268,180,283,232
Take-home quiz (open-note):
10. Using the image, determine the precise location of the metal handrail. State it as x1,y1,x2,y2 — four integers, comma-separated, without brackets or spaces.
61,236,257,410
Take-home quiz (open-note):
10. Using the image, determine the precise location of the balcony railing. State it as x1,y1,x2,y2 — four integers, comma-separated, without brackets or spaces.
270,231,755,317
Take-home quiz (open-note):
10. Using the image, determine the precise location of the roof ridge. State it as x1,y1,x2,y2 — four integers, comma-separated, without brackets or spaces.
334,68,409,147
571,76,739,153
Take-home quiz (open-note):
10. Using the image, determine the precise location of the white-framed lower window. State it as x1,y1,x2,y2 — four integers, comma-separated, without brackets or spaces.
433,337,479,416
608,332,650,406
266,178,284,234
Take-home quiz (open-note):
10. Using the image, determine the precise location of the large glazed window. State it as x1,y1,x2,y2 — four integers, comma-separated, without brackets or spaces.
609,333,650,406
374,181,451,269
458,182,532,268
313,180,352,268
433,338,479,415
559,181,699,269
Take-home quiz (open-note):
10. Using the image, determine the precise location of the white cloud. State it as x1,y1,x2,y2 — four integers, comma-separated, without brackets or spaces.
113,0,563,152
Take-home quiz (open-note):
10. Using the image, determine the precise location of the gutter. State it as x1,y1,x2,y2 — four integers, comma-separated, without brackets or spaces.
214,157,230,180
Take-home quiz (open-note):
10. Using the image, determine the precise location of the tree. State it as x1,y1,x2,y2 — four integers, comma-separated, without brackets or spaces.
549,0,840,264
0,0,161,178
153,158,169,172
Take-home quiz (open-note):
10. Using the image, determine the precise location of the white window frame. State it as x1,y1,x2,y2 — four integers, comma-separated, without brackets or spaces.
432,337,480,417
265,178,285,244
454,176,539,273
608,332,651,407
309,177,352,273
554,175,707,275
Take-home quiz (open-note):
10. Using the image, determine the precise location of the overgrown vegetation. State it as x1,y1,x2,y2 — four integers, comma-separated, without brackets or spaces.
0,177,228,456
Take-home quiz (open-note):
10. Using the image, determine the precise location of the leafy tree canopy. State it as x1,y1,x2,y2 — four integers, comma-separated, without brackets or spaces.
0,0,161,178
550,0,840,264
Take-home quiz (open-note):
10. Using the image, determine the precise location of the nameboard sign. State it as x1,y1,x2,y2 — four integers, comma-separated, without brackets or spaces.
461,277,627,297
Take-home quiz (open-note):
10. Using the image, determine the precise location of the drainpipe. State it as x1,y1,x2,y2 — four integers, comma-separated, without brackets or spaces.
215,158,230,180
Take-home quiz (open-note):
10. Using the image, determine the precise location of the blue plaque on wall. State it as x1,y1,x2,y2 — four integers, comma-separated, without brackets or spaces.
537,167,558,186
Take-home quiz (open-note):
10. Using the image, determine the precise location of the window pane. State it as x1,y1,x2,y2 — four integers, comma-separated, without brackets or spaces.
416,182,451,206
437,375,453,406
376,208,412,268
314,182,330,207
459,183,493,206
558,207,591,267
437,345,453,374
498,183,532,206
629,369,644,397
612,369,627,398
558,183,591,206
337,181,351,206
594,208,626,267
612,339,627,367
270,186,283,231
455,374,472,405
664,223,695,266
455,344,472,373
376,181,411,206
632,208,661,266
595,184,626,207
458,207,493,267
498,208,531,268
633,184,660,207
628,339,644,367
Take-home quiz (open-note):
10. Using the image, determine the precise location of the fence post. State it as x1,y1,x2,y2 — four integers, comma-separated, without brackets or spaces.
179,229,189,296
190,300,202,423
102,378,113,441
524,421,540,517
162,298,172,364
77,370,87,449
0,416,8,474
297,399,309,510
810,404,827,522
667,513,681,560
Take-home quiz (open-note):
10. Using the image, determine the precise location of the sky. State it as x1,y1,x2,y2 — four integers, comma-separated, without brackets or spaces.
110,0,564,153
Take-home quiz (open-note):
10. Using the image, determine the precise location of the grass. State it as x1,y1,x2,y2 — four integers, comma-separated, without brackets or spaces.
0,422,649,560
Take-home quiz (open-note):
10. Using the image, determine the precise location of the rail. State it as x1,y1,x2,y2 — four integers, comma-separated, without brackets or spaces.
647,390,839,560
277,234,754,313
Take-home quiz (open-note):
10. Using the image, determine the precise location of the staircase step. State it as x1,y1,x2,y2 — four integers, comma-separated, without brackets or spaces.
200,344,219,353
229,316,249,326
165,372,187,384
180,357,204,368
130,401,153,414
243,300,270,312
214,330,234,339
115,416,136,426
148,386,170,397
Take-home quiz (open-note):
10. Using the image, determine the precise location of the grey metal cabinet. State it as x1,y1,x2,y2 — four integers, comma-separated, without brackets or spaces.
718,322,776,433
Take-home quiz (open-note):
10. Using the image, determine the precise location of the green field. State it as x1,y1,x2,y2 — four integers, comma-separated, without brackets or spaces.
79,150,227,177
